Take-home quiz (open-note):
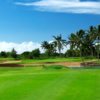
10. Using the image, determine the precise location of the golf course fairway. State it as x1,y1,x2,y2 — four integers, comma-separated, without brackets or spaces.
0,67,100,100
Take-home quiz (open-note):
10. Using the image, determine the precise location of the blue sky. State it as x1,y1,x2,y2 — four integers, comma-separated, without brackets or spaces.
0,0,100,53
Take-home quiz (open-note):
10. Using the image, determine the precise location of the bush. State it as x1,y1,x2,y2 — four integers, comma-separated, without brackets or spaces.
65,49,80,57
0,51,7,58
21,51,31,59
31,49,40,58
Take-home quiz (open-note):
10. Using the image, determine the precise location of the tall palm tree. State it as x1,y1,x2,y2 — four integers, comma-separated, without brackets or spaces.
41,41,49,51
68,30,85,62
69,30,85,54
68,33,77,50
96,25,100,61
86,26,96,57
53,34,66,55
86,25,100,61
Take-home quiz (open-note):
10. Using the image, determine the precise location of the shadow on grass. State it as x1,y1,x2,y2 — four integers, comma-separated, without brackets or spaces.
0,63,23,67
69,66,100,70
42,65,69,70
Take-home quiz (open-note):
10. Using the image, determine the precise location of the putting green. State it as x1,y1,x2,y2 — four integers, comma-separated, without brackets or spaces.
0,67,100,100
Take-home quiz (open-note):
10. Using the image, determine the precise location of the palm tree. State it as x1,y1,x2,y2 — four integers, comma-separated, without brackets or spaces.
53,34,66,55
86,26,96,57
68,30,85,62
96,25,100,61
41,41,49,51
68,33,77,49
41,41,56,56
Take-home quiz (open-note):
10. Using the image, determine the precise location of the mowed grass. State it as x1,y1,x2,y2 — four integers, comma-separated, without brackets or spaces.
21,57,82,64
0,67,100,100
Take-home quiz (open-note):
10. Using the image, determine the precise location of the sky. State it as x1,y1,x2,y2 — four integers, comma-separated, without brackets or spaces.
0,0,100,53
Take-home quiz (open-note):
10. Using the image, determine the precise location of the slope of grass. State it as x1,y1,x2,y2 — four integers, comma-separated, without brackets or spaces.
0,67,100,100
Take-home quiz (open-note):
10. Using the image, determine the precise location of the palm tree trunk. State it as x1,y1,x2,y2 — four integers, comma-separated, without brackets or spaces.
58,48,61,57
80,47,85,64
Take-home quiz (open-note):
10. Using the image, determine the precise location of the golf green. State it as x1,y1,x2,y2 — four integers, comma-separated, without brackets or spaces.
0,67,100,100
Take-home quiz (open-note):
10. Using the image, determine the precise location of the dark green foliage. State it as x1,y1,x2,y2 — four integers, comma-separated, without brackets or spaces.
41,41,56,57
41,24,100,59
43,65,65,69
21,51,31,59
11,48,17,59
31,49,40,58
0,51,7,58
65,49,80,57
20,49,40,59
68,25,100,59
53,34,66,55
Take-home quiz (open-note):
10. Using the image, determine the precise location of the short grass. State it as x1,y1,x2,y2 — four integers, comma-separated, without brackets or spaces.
21,57,82,64
0,67,100,100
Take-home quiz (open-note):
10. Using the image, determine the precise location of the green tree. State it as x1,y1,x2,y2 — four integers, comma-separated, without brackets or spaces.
21,51,30,59
96,25,100,60
65,49,80,57
41,41,50,51
86,26,96,57
68,30,86,61
31,49,40,58
11,48,17,59
0,51,7,58
53,34,66,55
41,41,56,57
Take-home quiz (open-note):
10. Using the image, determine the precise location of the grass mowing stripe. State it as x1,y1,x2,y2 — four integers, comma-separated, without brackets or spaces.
0,71,67,77
0,74,40,100
0,71,65,100
58,70,100,100
22,71,79,100
0,68,100,100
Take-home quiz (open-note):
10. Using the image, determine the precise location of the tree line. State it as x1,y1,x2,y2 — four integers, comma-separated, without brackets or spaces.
0,25,100,59
41,25,100,59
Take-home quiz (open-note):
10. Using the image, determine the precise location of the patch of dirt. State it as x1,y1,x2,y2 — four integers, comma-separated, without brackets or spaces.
53,62,81,67
2,60,21,64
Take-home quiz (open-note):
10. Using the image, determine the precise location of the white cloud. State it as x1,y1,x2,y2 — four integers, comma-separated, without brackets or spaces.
0,41,43,54
15,0,100,14
0,41,69,54
63,45,70,53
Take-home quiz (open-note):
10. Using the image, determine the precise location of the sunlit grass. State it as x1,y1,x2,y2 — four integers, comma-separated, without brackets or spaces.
0,67,100,100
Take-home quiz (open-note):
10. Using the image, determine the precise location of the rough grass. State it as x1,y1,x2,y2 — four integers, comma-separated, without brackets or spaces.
0,67,100,100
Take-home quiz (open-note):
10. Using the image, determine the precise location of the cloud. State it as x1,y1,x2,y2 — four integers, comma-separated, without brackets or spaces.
15,0,100,14
0,41,69,54
0,41,43,54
